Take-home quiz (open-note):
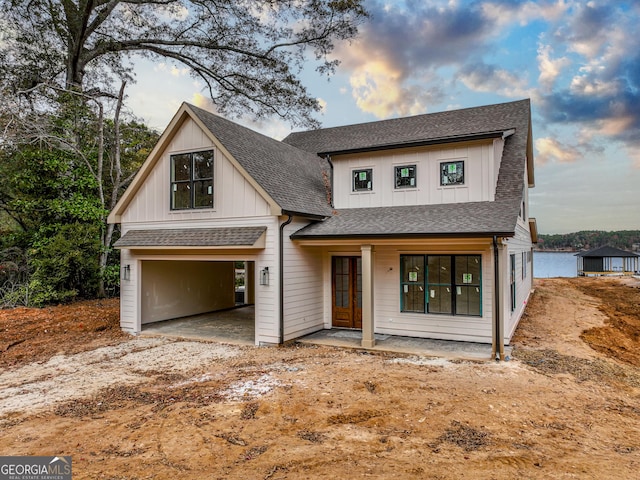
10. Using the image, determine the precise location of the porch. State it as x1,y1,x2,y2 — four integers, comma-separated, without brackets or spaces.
138,305,508,360
298,329,508,361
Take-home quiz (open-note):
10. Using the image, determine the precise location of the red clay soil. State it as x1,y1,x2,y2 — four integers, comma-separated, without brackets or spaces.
0,278,639,479
0,298,127,368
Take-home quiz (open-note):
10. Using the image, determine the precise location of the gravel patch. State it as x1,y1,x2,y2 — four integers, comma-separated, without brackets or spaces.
0,337,241,416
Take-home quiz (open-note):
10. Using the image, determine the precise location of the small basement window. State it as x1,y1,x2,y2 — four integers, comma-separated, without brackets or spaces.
395,165,416,189
353,168,373,191
440,161,464,186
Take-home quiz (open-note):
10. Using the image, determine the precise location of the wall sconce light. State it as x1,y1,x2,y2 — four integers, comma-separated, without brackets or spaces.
260,267,269,285
123,264,131,281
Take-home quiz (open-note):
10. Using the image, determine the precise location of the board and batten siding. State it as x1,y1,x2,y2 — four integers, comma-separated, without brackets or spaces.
282,218,325,341
121,117,272,224
373,245,494,343
332,139,499,210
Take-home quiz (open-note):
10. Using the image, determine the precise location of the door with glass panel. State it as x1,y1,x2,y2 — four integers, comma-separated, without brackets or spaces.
332,256,362,328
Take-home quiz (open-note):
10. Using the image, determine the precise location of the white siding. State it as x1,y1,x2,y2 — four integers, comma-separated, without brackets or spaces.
504,221,534,341
121,117,272,224
373,245,494,343
282,218,325,341
118,216,280,345
332,140,498,209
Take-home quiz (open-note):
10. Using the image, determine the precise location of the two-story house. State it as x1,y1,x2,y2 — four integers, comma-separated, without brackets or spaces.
108,99,536,359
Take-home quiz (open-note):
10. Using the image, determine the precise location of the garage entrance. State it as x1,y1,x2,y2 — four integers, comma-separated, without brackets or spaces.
139,259,255,344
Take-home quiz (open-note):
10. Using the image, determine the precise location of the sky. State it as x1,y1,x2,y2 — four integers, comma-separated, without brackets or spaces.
125,0,640,235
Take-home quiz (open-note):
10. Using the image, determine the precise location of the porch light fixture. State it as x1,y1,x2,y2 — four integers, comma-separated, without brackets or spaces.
260,267,269,285
123,264,131,281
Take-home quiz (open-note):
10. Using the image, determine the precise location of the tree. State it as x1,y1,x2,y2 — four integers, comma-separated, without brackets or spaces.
2,0,367,127
0,85,158,304
0,0,366,304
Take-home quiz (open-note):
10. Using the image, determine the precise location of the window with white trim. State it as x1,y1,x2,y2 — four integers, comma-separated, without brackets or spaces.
440,160,464,186
353,168,373,191
395,165,417,189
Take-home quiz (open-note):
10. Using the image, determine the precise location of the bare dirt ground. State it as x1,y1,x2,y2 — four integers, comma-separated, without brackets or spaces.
1,277,639,479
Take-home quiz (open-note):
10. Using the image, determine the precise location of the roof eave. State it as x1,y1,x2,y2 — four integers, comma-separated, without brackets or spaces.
291,230,516,241
315,130,506,157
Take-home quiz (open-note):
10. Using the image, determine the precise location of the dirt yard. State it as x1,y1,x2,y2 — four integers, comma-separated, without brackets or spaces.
1,277,639,479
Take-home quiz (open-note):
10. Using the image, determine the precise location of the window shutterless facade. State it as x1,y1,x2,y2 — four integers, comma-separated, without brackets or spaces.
353,168,373,191
170,150,214,210
395,165,417,188
440,160,464,186
400,254,481,316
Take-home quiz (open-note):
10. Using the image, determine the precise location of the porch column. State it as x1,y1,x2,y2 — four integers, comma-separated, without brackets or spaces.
492,240,507,360
361,244,375,348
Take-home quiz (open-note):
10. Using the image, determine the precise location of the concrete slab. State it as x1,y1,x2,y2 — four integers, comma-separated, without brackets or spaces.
297,329,512,361
140,306,255,346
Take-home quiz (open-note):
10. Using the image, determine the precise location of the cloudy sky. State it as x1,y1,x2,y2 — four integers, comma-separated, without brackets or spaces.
126,0,640,235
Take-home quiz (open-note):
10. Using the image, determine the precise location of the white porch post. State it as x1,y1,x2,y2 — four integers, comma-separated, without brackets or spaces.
361,244,375,348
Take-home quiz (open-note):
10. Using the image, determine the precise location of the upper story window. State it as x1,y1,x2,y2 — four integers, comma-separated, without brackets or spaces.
395,165,416,189
440,160,464,186
353,168,373,192
170,150,214,210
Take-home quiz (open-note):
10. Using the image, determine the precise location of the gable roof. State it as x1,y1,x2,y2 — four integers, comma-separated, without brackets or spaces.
108,103,332,223
575,246,639,258
188,104,332,218
287,99,534,240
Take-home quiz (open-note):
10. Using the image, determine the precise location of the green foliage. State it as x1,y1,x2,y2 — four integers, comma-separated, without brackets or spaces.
101,264,121,298
537,231,640,251
27,223,101,306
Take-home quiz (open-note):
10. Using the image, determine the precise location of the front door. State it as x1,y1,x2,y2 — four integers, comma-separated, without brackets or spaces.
332,256,362,329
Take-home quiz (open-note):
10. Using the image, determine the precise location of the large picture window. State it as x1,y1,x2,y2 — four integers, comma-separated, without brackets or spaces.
400,254,481,316
170,150,214,210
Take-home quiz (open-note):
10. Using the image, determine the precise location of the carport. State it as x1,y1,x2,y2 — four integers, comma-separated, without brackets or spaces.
114,226,267,343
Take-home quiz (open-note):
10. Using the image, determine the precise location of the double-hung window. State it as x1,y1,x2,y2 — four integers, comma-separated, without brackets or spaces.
400,254,481,316
170,150,214,210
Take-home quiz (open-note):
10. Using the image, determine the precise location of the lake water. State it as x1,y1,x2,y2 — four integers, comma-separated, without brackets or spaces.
533,251,577,278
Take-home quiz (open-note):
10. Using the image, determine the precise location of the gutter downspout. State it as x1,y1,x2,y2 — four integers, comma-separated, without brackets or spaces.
493,235,501,361
325,155,334,208
279,214,293,345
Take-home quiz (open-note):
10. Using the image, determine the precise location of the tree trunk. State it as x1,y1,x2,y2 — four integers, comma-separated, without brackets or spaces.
97,81,126,297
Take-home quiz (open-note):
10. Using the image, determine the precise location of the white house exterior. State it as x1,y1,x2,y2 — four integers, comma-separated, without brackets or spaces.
108,100,536,358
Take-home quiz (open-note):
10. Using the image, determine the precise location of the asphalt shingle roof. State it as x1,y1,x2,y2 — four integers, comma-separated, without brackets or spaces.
575,246,639,258
283,99,529,157
114,226,267,248
290,202,518,239
188,104,333,218
285,100,532,239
